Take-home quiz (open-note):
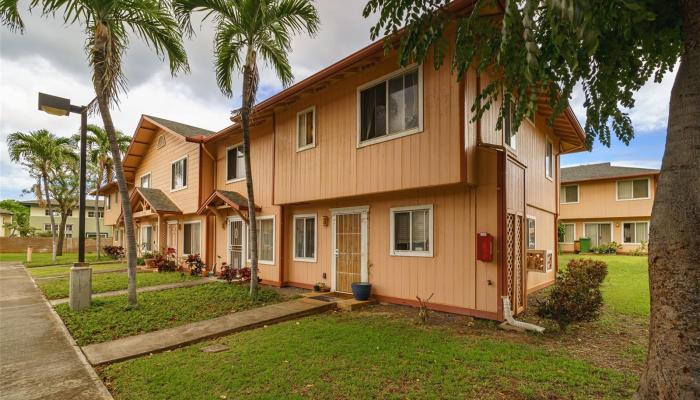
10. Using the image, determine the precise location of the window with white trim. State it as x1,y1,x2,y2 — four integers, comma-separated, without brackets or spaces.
390,205,433,256
504,101,518,150
560,223,575,243
617,179,649,200
140,173,151,188
545,138,553,179
623,222,649,244
87,210,104,218
527,217,536,249
140,225,153,252
226,145,245,181
248,217,274,263
44,223,54,231
171,157,187,190
293,214,316,261
65,224,72,232
183,221,201,255
296,107,315,150
561,185,579,203
359,67,421,144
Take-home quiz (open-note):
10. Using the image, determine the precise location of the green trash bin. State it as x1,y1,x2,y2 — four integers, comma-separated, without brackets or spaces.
579,237,591,253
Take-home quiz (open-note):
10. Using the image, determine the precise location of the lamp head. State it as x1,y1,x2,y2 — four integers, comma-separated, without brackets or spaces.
38,93,71,116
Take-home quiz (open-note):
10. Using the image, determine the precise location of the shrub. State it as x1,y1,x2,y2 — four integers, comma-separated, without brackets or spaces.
103,245,125,259
630,240,648,256
220,263,237,283
590,241,621,254
137,257,145,266
537,258,608,330
186,254,205,276
153,249,177,272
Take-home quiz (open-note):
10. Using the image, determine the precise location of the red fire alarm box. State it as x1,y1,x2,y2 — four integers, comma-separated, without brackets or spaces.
477,232,493,262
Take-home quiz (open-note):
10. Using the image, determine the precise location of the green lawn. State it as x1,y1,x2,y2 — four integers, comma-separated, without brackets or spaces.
56,283,283,346
28,262,126,278
38,271,200,300
559,254,649,317
0,252,111,267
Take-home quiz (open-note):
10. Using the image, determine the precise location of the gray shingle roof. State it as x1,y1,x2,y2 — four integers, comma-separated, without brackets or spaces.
0,208,13,215
561,162,659,183
218,190,250,208
144,115,216,138
136,188,182,214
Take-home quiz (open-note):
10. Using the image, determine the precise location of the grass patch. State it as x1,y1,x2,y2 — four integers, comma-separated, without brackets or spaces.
0,252,109,267
28,262,126,278
101,312,637,400
559,254,649,317
55,283,282,346
38,271,200,300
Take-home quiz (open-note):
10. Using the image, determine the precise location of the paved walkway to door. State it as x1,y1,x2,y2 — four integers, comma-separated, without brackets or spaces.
0,262,112,400
82,296,339,365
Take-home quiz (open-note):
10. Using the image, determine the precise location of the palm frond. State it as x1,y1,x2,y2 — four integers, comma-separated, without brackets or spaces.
0,0,24,32
214,20,245,96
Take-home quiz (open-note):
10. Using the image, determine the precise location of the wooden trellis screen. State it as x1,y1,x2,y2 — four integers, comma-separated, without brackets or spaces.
506,212,525,314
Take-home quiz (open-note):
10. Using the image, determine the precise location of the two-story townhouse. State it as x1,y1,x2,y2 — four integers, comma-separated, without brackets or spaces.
558,162,659,253
18,199,109,238
101,1,586,320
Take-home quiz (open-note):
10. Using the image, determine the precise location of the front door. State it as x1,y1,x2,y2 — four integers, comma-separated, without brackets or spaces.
332,207,368,293
228,219,244,269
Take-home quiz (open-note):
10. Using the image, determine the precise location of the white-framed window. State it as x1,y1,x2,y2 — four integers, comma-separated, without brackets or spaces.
226,144,246,182
545,137,553,180
106,193,111,209
183,221,202,255
87,210,104,218
247,216,275,264
140,225,153,252
171,156,188,191
390,205,433,257
561,184,579,203
293,214,316,262
358,65,423,147
65,233,72,238
617,178,650,200
622,221,649,244
44,209,60,216
44,223,54,231
504,100,518,150
584,222,613,247
140,172,151,188
65,224,72,232
296,106,316,151
527,217,536,249
560,223,576,244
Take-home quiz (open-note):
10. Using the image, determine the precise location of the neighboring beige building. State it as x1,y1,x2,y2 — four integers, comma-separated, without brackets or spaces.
558,163,659,253
0,208,14,237
18,199,110,238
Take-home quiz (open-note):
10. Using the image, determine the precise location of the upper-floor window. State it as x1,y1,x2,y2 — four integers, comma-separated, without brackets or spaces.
617,178,649,200
527,217,536,249
140,173,151,188
545,138,553,179
106,194,111,209
390,205,433,257
65,224,72,232
45,209,58,216
226,145,245,182
358,66,422,146
297,106,316,151
504,101,517,150
561,184,579,203
87,210,104,218
171,156,188,191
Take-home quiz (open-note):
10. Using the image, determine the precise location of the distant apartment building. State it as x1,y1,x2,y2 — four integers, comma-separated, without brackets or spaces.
0,208,14,237
558,163,659,253
18,199,110,238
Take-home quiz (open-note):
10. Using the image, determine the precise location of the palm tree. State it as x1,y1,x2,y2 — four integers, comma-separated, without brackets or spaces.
10,0,191,307
84,124,130,260
174,0,319,296
7,130,76,262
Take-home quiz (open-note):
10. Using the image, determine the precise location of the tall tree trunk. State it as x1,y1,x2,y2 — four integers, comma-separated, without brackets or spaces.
94,183,101,260
636,1,700,398
92,46,138,307
56,211,67,256
42,173,57,263
242,61,259,298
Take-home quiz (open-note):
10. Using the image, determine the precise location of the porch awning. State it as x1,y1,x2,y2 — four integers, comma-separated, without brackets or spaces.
117,187,182,223
196,190,260,222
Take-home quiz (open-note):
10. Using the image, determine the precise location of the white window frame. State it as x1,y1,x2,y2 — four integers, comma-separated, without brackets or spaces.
65,224,72,232
504,99,518,152
560,223,576,244
182,220,202,256
527,215,536,249
560,184,580,204
292,213,317,262
296,106,316,152
43,223,53,231
140,224,153,252
545,137,554,181
225,143,246,183
356,64,424,148
170,156,188,192
139,172,152,188
616,178,651,201
621,221,650,244
247,215,276,265
583,222,614,247
389,204,434,257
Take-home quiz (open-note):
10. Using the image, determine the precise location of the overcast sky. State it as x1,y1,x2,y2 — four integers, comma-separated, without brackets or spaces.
0,2,675,200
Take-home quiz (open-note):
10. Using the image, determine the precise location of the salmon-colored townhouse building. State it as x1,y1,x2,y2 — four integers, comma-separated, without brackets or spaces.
100,1,586,320
558,162,659,253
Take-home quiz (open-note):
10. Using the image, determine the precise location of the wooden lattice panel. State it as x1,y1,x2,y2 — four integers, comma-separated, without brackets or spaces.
514,215,523,310
506,213,515,306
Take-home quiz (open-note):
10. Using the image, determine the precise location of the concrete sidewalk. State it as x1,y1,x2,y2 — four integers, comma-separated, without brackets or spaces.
82,297,338,365
49,277,218,305
0,262,112,400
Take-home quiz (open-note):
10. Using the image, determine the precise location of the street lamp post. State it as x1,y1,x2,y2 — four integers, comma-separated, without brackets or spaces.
38,92,92,310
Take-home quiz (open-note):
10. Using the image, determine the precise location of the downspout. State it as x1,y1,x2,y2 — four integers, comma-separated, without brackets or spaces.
272,111,284,286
